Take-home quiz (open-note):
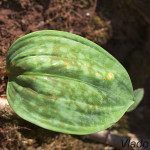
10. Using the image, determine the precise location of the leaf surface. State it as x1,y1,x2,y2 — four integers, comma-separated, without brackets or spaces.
6,30,134,135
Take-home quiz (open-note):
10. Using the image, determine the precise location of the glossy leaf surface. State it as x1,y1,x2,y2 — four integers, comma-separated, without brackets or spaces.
6,30,134,135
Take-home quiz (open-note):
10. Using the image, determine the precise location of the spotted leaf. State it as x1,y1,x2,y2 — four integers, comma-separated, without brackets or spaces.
6,30,134,135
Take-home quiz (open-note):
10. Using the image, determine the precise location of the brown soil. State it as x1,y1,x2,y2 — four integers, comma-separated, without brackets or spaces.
0,0,150,149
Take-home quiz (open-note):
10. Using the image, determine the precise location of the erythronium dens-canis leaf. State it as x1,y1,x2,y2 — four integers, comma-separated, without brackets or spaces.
6,30,134,135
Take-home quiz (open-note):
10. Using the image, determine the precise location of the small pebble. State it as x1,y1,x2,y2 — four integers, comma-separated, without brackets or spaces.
86,12,90,17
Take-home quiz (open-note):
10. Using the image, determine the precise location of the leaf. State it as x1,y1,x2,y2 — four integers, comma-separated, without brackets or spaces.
127,88,144,112
6,30,134,135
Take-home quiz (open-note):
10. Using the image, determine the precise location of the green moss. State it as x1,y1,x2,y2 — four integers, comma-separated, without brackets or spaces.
94,16,105,28
117,118,130,136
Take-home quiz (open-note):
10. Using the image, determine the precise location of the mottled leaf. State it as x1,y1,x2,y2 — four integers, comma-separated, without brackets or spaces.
6,30,134,135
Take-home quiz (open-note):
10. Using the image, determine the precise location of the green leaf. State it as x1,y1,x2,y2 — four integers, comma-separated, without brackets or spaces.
127,88,144,112
6,30,134,135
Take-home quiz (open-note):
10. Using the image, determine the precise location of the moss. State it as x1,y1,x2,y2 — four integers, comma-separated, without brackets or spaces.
117,117,130,136
84,14,111,45
93,16,105,28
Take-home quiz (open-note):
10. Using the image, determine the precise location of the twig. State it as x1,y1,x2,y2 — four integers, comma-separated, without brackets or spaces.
81,131,137,150
93,0,97,14
71,10,83,18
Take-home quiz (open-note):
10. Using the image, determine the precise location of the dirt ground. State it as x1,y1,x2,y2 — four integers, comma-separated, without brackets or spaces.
0,0,150,149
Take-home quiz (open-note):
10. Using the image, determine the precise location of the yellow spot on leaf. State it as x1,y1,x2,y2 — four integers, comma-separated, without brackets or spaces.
96,73,100,77
107,73,114,80
34,62,37,65
95,105,98,109
107,76,111,80
32,77,37,80
109,73,114,77
64,62,70,69
101,98,103,101
84,64,88,68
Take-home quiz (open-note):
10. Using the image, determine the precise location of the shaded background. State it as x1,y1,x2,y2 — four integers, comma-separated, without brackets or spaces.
0,0,150,149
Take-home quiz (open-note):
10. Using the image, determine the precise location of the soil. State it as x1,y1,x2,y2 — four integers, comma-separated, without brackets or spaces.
0,0,150,149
